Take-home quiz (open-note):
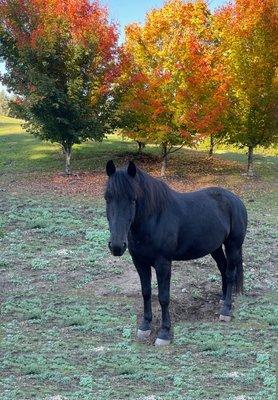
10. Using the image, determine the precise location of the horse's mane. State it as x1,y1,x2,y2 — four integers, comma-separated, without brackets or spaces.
105,167,172,216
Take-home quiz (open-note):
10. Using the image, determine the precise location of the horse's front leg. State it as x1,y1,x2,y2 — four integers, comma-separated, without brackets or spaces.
154,257,172,346
133,257,152,340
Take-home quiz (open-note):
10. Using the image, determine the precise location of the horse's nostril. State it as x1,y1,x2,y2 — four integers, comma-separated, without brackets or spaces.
123,242,127,249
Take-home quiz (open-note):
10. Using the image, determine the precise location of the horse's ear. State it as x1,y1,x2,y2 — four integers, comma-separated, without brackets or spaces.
127,161,137,178
106,160,116,177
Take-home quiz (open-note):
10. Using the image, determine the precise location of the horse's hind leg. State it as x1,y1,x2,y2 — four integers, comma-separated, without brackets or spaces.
220,240,243,322
211,246,227,303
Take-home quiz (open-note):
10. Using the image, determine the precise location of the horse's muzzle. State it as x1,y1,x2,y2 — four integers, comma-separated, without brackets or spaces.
108,241,127,257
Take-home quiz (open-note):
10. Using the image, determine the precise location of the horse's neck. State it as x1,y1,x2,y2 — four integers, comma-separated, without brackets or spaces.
130,214,155,238
131,198,169,237
131,172,173,231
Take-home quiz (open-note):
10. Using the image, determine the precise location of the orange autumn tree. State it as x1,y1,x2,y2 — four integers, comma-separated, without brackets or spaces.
118,0,230,175
214,0,278,176
0,0,119,173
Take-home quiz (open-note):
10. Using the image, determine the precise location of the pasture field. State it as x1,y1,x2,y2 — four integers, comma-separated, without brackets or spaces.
0,117,277,400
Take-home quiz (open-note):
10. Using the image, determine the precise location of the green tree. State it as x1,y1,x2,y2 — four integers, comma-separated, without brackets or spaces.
0,0,119,173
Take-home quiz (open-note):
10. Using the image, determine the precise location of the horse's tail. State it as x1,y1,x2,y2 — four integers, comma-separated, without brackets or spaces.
235,250,244,294
236,203,247,295
233,198,247,295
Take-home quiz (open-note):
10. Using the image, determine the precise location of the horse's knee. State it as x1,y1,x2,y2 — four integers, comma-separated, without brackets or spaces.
158,293,170,307
142,289,151,300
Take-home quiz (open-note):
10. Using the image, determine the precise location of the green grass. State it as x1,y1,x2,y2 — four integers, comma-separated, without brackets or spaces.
0,116,141,174
0,116,277,177
1,192,277,400
0,116,277,399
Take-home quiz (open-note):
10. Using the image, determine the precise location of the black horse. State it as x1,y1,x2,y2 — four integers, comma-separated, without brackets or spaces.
105,160,247,346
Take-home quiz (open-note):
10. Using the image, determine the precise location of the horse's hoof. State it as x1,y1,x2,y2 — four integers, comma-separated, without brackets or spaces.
219,314,232,322
137,329,151,340
155,338,171,346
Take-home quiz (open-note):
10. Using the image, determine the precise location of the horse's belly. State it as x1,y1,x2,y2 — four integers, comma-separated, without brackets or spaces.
174,247,217,261
174,227,227,261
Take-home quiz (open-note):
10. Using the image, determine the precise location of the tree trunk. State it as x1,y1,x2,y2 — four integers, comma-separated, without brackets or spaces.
137,141,145,154
161,144,168,177
209,134,214,157
247,146,255,177
63,145,72,175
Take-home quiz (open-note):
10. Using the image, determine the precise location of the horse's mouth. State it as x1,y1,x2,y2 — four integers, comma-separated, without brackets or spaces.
108,242,127,257
111,248,126,257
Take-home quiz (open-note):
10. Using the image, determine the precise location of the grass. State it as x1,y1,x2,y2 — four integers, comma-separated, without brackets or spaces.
0,115,277,177
0,116,277,400
0,116,139,174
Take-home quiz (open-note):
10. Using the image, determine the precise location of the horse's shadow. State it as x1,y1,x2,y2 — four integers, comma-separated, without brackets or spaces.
129,290,221,327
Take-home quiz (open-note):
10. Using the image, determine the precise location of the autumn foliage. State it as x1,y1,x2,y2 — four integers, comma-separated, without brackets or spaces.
117,0,276,175
0,0,276,175
214,0,278,175
0,0,119,173
117,0,231,173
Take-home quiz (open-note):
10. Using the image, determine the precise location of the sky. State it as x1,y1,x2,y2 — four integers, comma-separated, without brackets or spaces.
105,0,227,40
0,0,228,92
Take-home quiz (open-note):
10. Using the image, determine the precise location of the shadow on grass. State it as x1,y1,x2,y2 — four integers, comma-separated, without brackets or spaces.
216,151,277,164
216,151,278,178
0,133,37,144
1,129,277,179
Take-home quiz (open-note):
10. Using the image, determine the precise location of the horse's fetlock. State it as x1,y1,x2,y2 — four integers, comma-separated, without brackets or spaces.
140,318,152,332
220,304,232,317
157,328,171,341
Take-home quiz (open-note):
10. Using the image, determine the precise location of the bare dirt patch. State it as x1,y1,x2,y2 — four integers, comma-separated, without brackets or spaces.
90,259,141,297
89,257,223,330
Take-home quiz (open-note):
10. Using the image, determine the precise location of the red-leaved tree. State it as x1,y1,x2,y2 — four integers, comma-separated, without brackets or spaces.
117,0,230,175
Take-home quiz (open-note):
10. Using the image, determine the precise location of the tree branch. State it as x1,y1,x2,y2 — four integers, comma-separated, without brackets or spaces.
167,142,186,155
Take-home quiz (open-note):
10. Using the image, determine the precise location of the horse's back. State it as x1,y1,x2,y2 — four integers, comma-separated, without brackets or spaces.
180,186,247,233
179,187,246,218
171,187,247,259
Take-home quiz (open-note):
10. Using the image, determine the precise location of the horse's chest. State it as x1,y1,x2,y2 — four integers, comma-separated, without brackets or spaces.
128,233,157,257
129,234,151,250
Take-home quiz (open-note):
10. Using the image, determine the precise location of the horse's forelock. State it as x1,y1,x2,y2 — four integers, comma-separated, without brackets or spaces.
106,169,137,200
105,167,171,216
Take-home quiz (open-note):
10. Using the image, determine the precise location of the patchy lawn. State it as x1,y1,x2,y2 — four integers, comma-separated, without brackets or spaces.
0,117,277,399
1,115,277,180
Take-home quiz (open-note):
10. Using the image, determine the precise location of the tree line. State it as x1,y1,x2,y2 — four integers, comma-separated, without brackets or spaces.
0,0,277,176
